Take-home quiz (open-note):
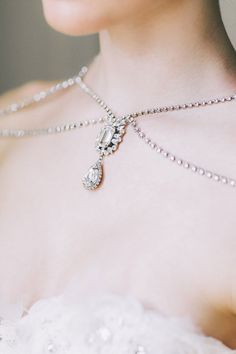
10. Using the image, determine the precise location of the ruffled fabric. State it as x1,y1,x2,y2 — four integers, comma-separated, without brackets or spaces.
0,292,235,354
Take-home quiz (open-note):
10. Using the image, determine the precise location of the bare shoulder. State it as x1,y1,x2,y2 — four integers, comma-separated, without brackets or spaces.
0,79,75,130
0,77,97,133
0,81,61,154
0,81,55,108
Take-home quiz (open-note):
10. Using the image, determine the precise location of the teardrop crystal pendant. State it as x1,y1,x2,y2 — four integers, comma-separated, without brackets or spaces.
82,161,103,190
82,116,129,190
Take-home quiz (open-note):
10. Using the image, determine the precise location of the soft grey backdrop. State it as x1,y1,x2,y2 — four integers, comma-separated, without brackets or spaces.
0,0,235,94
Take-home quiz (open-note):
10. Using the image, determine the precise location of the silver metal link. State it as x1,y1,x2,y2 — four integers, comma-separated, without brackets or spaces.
0,65,235,189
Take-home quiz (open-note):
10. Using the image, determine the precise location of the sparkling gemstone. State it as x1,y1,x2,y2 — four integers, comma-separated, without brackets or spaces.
139,132,145,138
83,162,103,190
162,151,168,157
97,326,112,342
135,345,147,354
88,168,99,183
198,168,205,175
97,126,115,148
221,177,227,184
47,343,56,353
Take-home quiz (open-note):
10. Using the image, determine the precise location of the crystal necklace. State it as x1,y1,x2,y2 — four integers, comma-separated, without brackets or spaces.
0,66,235,190
78,68,236,190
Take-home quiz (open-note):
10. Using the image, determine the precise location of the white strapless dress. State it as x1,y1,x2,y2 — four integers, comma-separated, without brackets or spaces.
0,286,235,354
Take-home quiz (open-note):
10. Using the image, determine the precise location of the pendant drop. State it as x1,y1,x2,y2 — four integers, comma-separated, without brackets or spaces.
82,161,103,190
82,116,129,191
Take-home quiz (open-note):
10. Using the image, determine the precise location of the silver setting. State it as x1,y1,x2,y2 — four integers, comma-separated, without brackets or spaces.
82,161,103,190
95,117,127,156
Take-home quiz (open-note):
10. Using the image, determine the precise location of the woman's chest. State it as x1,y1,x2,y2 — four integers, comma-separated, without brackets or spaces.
0,207,235,348
0,170,234,310
0,136,236,347
0,137,235,298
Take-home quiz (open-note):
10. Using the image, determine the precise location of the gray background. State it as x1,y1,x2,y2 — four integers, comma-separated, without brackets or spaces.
0,0,235,94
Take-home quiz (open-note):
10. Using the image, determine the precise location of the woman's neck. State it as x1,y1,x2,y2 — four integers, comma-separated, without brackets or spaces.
87,0,236,113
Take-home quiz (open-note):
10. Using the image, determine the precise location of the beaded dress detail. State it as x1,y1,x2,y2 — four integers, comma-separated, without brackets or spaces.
0,291,234,354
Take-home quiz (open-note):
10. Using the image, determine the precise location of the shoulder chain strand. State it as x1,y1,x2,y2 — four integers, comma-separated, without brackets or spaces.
0,116,107,138
0,66,235,137
132,120,235,187
0,66,235,189
0,67,87,118
78,67,236,120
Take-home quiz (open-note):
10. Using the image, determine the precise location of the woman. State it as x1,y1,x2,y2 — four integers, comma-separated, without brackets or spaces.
0,0,236,352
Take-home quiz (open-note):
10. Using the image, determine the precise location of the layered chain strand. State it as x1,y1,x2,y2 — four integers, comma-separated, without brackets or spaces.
0,67,87,119
0,116,107,138
0,65,235,189
1,65,236,138
131,120,236,188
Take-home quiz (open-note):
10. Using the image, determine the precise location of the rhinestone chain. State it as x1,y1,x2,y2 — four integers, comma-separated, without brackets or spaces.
78,70,236,188
0,66,236,187
0,67,87,118
0,116,107,138
0,67,104,137
131,120,236,187
77,67,236,120
0,66,235,137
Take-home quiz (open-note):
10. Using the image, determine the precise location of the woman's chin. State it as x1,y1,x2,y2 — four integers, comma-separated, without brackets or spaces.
41,0,110,36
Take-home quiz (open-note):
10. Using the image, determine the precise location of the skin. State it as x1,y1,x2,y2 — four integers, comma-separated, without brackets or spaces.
1,0,236,348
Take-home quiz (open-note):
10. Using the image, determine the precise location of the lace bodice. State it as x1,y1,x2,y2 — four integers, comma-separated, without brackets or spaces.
0,291,234,354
